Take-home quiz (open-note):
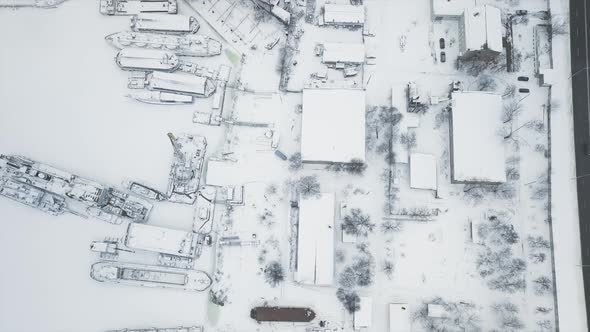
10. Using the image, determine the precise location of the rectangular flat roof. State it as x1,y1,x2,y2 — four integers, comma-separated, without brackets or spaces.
125,223,196,257
410,153,437,190
354,296,372,328
134,14,193,31
301,89,366,163
450,91,506,183
324,4,365,25
389,304,411,332
295,193,335,286
463,5,503,53
322,43,365,63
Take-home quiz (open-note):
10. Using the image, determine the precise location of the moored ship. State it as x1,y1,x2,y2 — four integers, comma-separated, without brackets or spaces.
105,31,222,57
126,90,194,105
166,133,207,204
123,180,167,200
146,71,216,98
116,48,180,72
131,14,199,34
0,0,67,8
0,177,67,216
107,326,203,332
99,0,177,16
90,261,212,291
0,154,152,224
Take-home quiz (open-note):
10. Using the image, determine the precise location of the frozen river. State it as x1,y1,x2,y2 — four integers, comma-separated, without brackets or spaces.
0,2,223,331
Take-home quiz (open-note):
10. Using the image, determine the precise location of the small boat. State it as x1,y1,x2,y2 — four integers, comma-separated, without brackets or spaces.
126,91,194,105
123,180,167,200
90,261,212,292
116,48,180,72
105,31,222,57
130,14,199,34
146,71,216,98
99,0,177,16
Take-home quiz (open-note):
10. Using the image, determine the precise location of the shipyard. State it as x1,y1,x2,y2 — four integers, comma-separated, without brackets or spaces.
0,0,587,331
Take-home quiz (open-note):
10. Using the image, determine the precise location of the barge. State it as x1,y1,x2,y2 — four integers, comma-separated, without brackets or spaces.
123,180,167,200
116,48,180,72
105,31,222,57
107,326,203,332
99,0,177,16
0,177,67,216
125,90,194,105
90,261,212,291
146,71,216,98
250,307,316,322
130,14,199,34
125,223,199,258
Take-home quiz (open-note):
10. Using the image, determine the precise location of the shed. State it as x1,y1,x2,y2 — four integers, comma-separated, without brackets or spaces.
323,4,365,26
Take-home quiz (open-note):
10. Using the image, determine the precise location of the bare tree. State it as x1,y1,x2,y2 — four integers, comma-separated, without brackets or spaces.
503,84,517,99
477,75,497,91
288,152,302,171
492,301,524,331
533,276,553,295
550,18,569,39
535,307,552,314
336,288,360,313
502,100,523,123
296,175,320,198
529,252,547,263
382,260,395,279
346,158,367,175
413,298,482,332
342,208,375,236
381,219,403,233
400,131,417,150
528,236,551,249
537,320,553,331
264,261,285,287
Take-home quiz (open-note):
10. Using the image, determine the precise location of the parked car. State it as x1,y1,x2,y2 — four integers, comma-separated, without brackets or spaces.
517,76,529,81
518,88,530,93
439,38,445,49
516,9,528,16
440,51,446,63
274,149,288,160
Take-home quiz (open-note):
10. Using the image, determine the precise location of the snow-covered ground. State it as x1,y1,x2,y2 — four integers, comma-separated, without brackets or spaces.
0,0,584,331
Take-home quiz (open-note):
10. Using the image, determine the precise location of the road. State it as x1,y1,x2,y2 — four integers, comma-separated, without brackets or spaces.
569,0,590,328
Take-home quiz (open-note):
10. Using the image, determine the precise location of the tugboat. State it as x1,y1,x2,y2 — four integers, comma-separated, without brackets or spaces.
166,133,207,204
125,90,194,105
123,180,167,201
105,31,222,57
146,71,216,98
130,14,200,34
90,261,212,291
116,48,180,72
99,0,177,16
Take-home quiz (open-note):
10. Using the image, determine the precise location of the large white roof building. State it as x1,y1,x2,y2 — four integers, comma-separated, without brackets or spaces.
323,4,365,26
301,88,366,163
322,42,365,64
295,193,335,286
449,91,506,183
462,5,503,55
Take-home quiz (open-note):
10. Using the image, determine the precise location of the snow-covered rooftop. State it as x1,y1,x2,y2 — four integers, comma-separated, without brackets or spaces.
389,303,411,332
354,296,372,329
410,153,437,190
125,223,196,257
463,5,503,53
431,0,475,17
323,4,365,25
295,193,335,286
450,91,506,183
322,42,365,64
301,88,366,163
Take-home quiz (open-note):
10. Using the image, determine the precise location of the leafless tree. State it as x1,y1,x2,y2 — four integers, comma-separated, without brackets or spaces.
400,131,417,150
550,18,569,39
336,288,360,313
296,175,320,198
535,306,552,314
264,261,285,287
477,75,497,91
529,252,547,263
502,100,523,123
381,219,403,233
528,236,551,249
533,276,553,295
382,260,395,279
288,152,302,171
413,298,482,332
537,320,553,331
492,301,524,331
342,208,375,236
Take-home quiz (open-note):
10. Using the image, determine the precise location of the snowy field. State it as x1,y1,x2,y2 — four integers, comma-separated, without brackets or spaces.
0,0,586,331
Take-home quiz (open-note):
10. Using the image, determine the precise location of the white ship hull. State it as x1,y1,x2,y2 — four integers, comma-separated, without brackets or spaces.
105,31,222,57
131,14,200,34
116,48,180,72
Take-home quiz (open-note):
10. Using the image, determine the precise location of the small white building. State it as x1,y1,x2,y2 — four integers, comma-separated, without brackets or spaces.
323,4,365,27
301,88,366,164
410,153,438,191
389,303,411,332
431,0,475,20
295,193,335,286
449,91,505,184
322,42,365,64
354,296,372,330
460,5,503,60
125,223,198,258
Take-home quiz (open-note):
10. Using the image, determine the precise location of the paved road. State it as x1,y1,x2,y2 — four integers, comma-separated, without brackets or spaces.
569,0,590,328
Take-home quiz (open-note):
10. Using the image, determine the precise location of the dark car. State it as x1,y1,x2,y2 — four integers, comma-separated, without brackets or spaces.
518,88,530,93
274,149,288,160
517,76,529,82
439,38,445,49
516,9,528,16
440,51,446,63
